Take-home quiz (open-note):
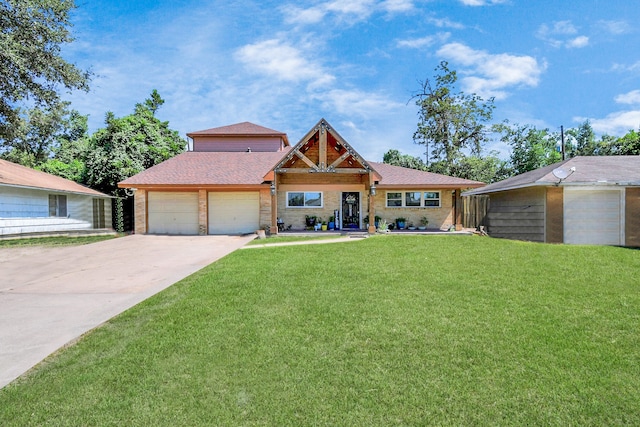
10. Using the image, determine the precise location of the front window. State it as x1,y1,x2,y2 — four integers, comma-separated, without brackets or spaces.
386,192,402,207
49,194,67,217
386,191,441,208
287,191,323,208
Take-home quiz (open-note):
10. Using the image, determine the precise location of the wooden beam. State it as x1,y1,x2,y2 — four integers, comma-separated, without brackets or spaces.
368,172,376,234
319,123,327,169
329,151,351,169
294,150,318,169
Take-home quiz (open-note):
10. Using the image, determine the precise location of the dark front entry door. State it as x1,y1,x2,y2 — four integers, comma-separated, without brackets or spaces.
342,192,360,229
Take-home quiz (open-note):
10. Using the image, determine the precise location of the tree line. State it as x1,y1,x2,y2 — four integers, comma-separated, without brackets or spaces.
0,1,186,198
2,1,638,199
387,61,640,183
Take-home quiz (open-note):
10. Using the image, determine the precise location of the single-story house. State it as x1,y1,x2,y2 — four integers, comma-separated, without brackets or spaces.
463,156,640,246
0,159,113,236
118,119,484,235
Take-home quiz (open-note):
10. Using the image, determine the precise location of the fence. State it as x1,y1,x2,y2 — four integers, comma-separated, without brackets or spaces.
463,195,489,229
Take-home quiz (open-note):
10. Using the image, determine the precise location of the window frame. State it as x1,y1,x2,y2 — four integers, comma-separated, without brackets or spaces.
385,191,441,208
286,191,324,208
49,194,68,217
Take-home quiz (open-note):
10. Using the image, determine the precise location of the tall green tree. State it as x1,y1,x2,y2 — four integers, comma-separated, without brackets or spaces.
429,154,512,184
0,0,90,147
494,122,561,175
0,102,80,167
412,61,495,175
382,149,427,171
610,129,640,155
565,120,597,156
79,90,186,195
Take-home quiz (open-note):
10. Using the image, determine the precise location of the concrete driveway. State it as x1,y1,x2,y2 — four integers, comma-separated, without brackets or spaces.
0,234,254,389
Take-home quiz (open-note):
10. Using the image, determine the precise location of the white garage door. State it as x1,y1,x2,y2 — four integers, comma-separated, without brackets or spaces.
148,192,199,235
564,188,622,245
208,192,260,234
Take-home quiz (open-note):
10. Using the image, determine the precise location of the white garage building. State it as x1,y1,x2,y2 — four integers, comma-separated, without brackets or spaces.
463,156,640,247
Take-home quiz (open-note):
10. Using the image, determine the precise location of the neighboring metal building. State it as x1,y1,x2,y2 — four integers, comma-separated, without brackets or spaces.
463,156,640,247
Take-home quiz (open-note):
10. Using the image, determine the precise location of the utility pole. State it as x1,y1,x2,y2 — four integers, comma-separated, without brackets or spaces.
561,125,566,160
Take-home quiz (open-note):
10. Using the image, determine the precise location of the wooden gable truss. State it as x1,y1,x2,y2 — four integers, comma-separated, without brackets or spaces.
268,118,379,234
273,119,378,176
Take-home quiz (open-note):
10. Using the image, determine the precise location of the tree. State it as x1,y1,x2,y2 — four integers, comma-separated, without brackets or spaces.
565,120,597,156
428,154,511,184
382,149,427,171
0,102,79,167
412,61,495,175
0,0,90,145
79,90,186,195
610,129,640,155
494,122,561,175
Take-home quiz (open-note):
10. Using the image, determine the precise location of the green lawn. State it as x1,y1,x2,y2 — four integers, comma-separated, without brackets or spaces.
1,235,639,425
0,234,118,247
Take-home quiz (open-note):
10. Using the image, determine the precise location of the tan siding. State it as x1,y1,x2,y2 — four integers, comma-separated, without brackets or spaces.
259,189,272,229
193,136,282,152
545,187,563,243
277,187,352,230
625,187,640,247
134,189,147,234
198,190,207,235
374,190,454,230
486,187,546,242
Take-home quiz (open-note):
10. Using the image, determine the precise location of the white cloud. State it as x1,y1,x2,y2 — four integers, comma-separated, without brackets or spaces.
614,90,640,105
536,20,589,48
397,32,450,48
566,36,589,48
458,0,508,5
436,42,545,99
381,0,414,13
575,111,640,135
313,89,403,118
281,0,412,25
281,5,326,24
598,20,631,35
427,16,465,29
235,39,335,88
611,61,640,73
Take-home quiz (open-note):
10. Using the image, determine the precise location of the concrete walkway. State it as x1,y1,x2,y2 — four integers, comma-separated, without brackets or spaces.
0,234,254,389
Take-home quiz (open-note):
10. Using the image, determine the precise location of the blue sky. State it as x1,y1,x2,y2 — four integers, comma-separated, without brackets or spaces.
62,0,640,161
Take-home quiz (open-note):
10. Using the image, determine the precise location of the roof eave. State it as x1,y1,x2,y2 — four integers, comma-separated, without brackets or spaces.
0,182,112,198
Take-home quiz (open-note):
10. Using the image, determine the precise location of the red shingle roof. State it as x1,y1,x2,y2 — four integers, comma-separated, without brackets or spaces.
119,152,485,188
0,159,109,196
187,122,289,144
119,151,290,186
370,162,485,187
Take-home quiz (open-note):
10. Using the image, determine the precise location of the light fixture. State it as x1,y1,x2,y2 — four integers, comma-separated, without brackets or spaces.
370,184,376,196
270,182,276,196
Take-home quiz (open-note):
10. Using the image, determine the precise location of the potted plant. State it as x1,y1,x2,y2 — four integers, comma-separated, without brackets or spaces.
395,217,407,230
408,222,416,230
305,215,317,228
328,215,335,230
375,215,382,228
321,220,328,231
314,217,323,231
377,219,389,233
418,216,429,230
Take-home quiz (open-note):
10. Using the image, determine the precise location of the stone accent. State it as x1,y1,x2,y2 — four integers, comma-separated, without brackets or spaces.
134,189,147,234
198,189,207,235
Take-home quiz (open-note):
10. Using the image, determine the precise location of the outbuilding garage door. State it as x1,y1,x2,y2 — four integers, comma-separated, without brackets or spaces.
208,192,259,234
148,192,199,235
564,188,622,245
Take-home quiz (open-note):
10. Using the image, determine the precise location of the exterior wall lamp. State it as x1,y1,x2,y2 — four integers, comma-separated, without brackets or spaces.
370,184,376,196
270,182,276,196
